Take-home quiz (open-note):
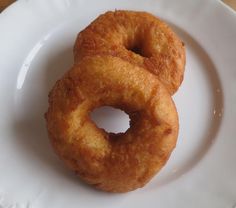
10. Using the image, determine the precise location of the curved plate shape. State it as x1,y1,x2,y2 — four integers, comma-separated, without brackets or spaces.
0,0,236,207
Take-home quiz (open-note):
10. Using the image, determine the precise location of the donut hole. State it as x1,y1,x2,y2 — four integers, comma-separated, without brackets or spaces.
128,44,148,57
129,45,143,56
126,40,150,58
90,106,130,133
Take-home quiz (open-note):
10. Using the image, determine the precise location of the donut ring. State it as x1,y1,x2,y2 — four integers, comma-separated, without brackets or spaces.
45,56,178,192
74,10,186,95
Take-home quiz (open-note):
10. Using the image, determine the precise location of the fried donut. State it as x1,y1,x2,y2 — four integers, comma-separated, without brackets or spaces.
74,10,186,95
45,56,178,192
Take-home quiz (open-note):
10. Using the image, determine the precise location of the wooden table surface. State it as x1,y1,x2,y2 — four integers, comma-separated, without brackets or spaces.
223,0,236,10
1,0,236,12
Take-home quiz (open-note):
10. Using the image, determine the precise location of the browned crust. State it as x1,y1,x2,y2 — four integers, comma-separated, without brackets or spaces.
74,10,186,95
45,56,179,192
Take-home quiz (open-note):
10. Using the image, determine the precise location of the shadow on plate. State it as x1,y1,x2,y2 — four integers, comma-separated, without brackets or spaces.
146,21,224,190
11,21,224,193
12,46,115,195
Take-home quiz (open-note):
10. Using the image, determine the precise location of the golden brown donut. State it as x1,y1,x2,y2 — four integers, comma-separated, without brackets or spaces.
74,10,186,95
45,55,179,192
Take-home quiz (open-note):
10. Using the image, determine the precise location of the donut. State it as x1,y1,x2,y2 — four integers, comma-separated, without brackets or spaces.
45,55,179,192
74,10,186,95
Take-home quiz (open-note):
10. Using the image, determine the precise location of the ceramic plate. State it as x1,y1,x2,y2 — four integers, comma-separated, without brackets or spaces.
0,0,236,207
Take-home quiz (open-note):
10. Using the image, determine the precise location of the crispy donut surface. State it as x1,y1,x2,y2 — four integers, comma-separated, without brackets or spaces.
74,10,186,95
46,56,179,192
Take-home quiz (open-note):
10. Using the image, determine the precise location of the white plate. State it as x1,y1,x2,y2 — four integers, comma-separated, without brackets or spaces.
0,0,236,207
